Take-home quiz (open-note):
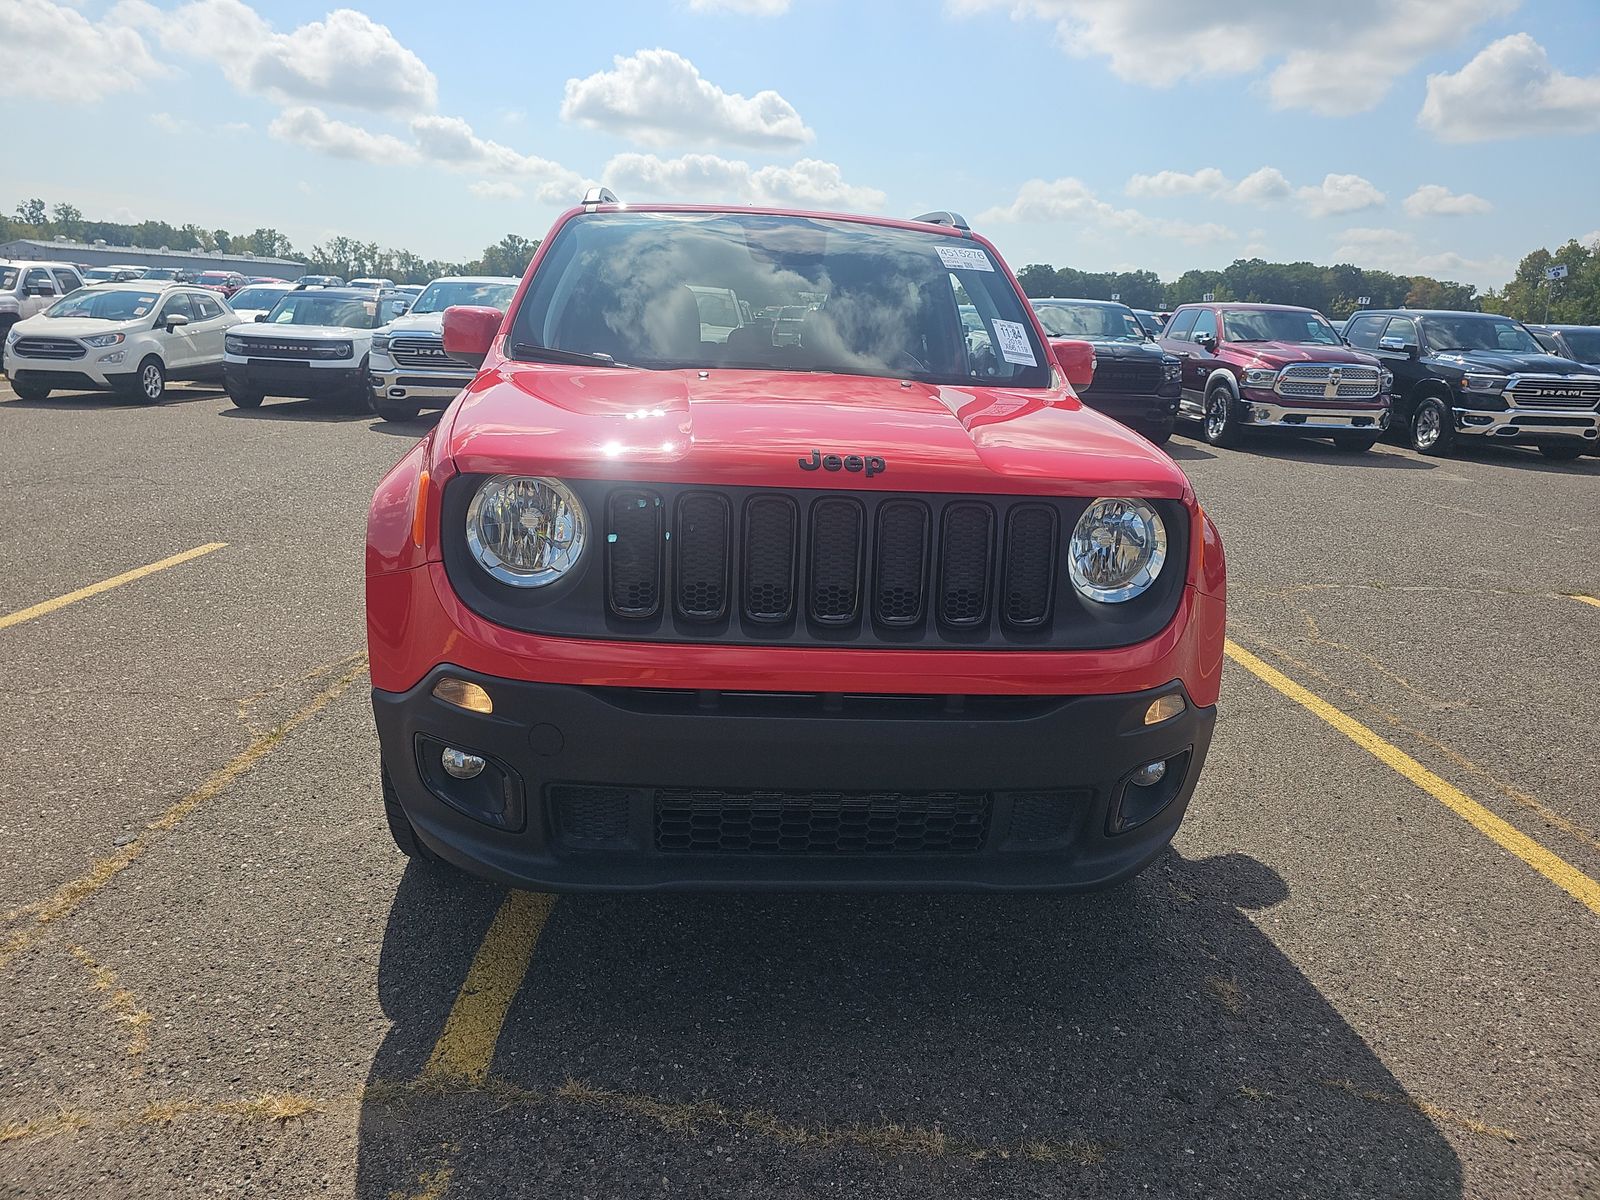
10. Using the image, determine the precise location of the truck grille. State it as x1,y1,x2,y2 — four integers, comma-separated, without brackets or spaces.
11,337,84,360
1506,377,1600,410
1083,358,1162,394
389,335,457,370
655,788,990,854
1275,363,1381,399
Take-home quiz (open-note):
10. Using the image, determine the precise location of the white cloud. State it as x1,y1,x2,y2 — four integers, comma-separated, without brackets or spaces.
979,177,1235,244
468,180,525,201
145,0,437,114
1296,173,1385,218
1419,34,1600,142
268,106,418,165
1582,231,1600,249
688,0,791,10
562,49,812,148
149,111,194,135
1330,226,1509,284
1125,165,1291,204
0,0,167,101
1403,184,1492,217
602,153,884,210
950,0,1515,115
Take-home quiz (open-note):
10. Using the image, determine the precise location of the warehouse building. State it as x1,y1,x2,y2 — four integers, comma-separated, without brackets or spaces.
0,237,304,280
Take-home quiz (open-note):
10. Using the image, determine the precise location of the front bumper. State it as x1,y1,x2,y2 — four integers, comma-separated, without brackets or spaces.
369,361,471,407
1238,391,1391,433
5,361,136,390
374,665,1216,892
1080,383,1181,431
1453,403,1600,443
224,360,365,399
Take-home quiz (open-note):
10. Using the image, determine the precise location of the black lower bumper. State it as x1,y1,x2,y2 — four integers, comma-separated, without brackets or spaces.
225,361,365,399
373,666,1216,892
1080,388,1180,436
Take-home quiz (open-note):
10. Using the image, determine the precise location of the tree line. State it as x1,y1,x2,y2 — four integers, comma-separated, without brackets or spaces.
7,198,1596,323
3,199,539,282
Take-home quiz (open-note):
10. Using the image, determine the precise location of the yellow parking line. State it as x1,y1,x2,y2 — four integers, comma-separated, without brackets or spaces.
1224,639,1600,917
0,543,227,631
1571,594,1600,610
423,890,555,1083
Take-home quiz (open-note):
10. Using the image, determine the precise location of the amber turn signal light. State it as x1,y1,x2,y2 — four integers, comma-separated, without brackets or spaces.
411,467,430,548
433,677,493,714
1143,694,1186,725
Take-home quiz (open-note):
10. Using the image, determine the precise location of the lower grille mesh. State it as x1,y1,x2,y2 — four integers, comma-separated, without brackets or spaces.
655,789,990,854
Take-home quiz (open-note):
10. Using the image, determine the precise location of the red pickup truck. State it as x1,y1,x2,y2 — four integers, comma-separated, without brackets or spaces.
1158,302,1392,451
366,196,1225,892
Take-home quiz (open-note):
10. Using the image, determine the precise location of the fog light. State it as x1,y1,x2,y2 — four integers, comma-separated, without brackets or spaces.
1255,407,1272,421
441,747,486,779
433,677,493,714
1130,760,1167,787
1143,694,1186,725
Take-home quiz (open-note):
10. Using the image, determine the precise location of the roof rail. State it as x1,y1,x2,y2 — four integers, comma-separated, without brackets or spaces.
912,210,970,231
582,186,619,208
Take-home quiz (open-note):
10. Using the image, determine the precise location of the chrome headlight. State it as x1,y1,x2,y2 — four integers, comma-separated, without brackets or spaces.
1380,368,1394,391
1161,357,1181,381
466,476,588,587
4,325,19,346
1068,498,1167,604
372,334,391,353
1242,367,1278,387
1461,372,1507,394
82,332,124,348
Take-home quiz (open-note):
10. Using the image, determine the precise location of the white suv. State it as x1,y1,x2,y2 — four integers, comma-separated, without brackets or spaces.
0,261,87,345
3,282,238,402
223,285,396,410
367,275,518,420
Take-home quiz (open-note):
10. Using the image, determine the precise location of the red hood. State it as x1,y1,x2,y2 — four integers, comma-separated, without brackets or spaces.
1236,342,1379,366
442,364,1192,499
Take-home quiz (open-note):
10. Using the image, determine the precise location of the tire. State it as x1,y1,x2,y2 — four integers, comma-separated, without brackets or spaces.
11,380,49,402
1537,442,1585,461
126,356,166,404
1409,395,1454,455
382,765,443,865
374,398,422,422
1333,433,1380,453
1201,382,1244,448
226,383,264,409
1137,422,1174,447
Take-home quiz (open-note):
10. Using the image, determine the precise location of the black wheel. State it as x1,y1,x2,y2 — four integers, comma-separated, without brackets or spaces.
1333,433,1380,452
11,380,49,402
1201,383,1244,448
374,398,422,422
226,383,264,409
1409,396,1454,455
1137,422,1174,447
1537,442,1585,461
382,765,443,864
125,356,166,404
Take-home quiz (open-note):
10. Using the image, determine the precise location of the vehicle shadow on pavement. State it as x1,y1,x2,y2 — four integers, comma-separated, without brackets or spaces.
0,387,226,410
1438,441,1600,476
354,851,1462,1199
1160,440,1218,462
366,414,443,438
217,400,375,423
1239,439,1438,470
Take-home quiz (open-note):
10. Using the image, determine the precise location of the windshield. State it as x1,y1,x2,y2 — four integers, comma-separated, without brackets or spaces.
410,280,517,314
1033,302,1146,341
85,268,126,281
142,268,179,280
510,212,1050,387
1423,315,1542,355
45,289,162,321
1560,329,1600,362
264,293,385,329
230,286,289,311
1223,309,1340,344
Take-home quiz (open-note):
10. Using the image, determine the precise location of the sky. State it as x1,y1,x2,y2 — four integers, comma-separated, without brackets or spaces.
6,0,1599,288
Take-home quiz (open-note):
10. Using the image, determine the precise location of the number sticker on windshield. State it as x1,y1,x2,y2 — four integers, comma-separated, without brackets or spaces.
991,319,1036,367
936,245,993,272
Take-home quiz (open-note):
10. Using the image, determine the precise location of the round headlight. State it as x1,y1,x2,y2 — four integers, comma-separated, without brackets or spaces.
466,475,588,587
1068,498,1167,604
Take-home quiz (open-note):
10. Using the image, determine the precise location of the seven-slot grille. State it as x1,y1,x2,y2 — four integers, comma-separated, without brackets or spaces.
1506,376,1600,410
1082,357,1162,394
1275,363,1382,399
603,487,1065,636
389,335,457,370
11,337,84,360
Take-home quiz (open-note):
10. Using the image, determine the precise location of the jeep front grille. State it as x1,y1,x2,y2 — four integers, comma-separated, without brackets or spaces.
1506,376,1600,410
1275,363,1382,399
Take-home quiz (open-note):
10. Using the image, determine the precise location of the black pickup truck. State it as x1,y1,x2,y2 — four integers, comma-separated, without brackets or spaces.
1031,298,1182,445
1343,309,1600,459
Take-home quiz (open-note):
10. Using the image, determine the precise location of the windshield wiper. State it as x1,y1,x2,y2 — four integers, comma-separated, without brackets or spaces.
510,342,624,368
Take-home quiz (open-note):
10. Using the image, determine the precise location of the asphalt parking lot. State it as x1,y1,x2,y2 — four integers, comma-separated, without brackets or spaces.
1,380,1596,1199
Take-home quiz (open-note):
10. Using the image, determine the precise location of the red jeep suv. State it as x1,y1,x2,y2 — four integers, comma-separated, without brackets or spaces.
366,196,1226,892
1159,303,1392,451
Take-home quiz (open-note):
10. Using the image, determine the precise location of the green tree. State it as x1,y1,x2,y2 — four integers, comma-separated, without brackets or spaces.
475,234,540,278
1015,263,1056,297
14,198,47,226
51,203,83,237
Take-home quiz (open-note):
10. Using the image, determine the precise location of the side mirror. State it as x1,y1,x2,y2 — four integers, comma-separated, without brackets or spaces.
254,313,268,322
29,285,55,297
442,304,503,367
1192,331,1217,352
1378,336,1419,357
164,313,190,332
389,299,410,316
1048,338,1096,391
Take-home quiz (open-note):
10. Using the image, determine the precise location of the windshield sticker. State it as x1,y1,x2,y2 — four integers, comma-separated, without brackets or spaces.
936,245,994,273
133,305,151,316
991,319,1036,366
363,301,377,316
